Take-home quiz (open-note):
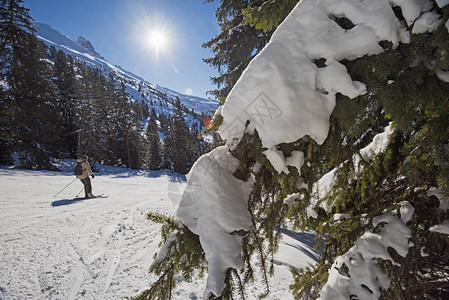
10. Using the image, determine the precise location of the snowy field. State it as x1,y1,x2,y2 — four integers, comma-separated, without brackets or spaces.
0,161,319,300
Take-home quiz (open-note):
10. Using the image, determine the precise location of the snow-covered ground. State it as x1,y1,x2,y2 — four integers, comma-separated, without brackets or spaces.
0,161,319,300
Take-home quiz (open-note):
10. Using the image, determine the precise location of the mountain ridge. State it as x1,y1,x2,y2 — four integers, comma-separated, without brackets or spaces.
76,36,103,59
34,22,218,119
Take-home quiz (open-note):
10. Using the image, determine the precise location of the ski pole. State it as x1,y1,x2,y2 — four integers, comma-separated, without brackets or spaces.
54,177,78,197
76,187,84,198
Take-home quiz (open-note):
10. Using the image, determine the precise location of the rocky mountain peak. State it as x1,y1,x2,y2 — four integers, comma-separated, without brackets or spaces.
76,36,102,58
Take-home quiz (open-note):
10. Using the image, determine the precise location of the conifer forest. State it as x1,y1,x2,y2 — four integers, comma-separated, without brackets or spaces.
0,0,215,173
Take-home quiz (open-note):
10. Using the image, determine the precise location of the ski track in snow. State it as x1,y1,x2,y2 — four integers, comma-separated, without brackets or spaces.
0,164,319,299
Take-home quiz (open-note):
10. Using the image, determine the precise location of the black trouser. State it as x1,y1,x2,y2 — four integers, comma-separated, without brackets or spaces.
80,177,92,197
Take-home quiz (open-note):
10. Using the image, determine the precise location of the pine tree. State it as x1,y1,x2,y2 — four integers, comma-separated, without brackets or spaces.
98,72,121,165
106,78,145,169
242,0,297,32
141,100,150,120
161,123,174,170
75,62,101,160
117,79,133,168
189,122,201,164
203,0,273,102
146,108,163,170
142,1,449,299
0,0,59,169
170,98,192,174
53,50,79,158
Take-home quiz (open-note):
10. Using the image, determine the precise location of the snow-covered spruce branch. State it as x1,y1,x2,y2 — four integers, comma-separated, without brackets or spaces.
318,201,415,299
130,263,175,300
147,0,449,299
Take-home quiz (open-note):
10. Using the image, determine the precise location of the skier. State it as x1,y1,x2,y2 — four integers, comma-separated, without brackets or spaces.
76,155,95,198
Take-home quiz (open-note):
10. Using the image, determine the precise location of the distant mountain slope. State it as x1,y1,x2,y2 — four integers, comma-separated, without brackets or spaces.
34,22,218,120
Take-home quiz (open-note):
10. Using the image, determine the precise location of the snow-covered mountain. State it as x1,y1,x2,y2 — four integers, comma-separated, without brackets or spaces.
75,36,103,59
34,22,218,123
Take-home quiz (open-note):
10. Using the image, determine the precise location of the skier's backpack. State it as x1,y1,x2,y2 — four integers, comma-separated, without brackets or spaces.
74,162,83,176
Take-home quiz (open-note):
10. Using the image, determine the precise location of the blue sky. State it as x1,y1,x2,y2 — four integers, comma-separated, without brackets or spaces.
24,0,220,99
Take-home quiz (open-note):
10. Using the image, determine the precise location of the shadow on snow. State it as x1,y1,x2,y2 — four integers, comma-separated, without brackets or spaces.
51,197,92,207
279,228,323,262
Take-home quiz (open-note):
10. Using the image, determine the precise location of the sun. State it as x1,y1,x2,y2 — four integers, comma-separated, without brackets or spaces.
147,29,168,51
133,13,177,63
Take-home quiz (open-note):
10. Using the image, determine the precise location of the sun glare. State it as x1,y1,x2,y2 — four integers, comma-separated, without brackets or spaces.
133,10,177,65
147,29,168,51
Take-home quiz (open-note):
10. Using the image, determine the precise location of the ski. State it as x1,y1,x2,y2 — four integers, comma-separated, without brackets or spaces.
93,194,108,198
75,194,108,199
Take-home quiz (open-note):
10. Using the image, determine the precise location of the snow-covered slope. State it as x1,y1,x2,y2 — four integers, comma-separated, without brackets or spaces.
0,164,319,299
34,22,218,120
